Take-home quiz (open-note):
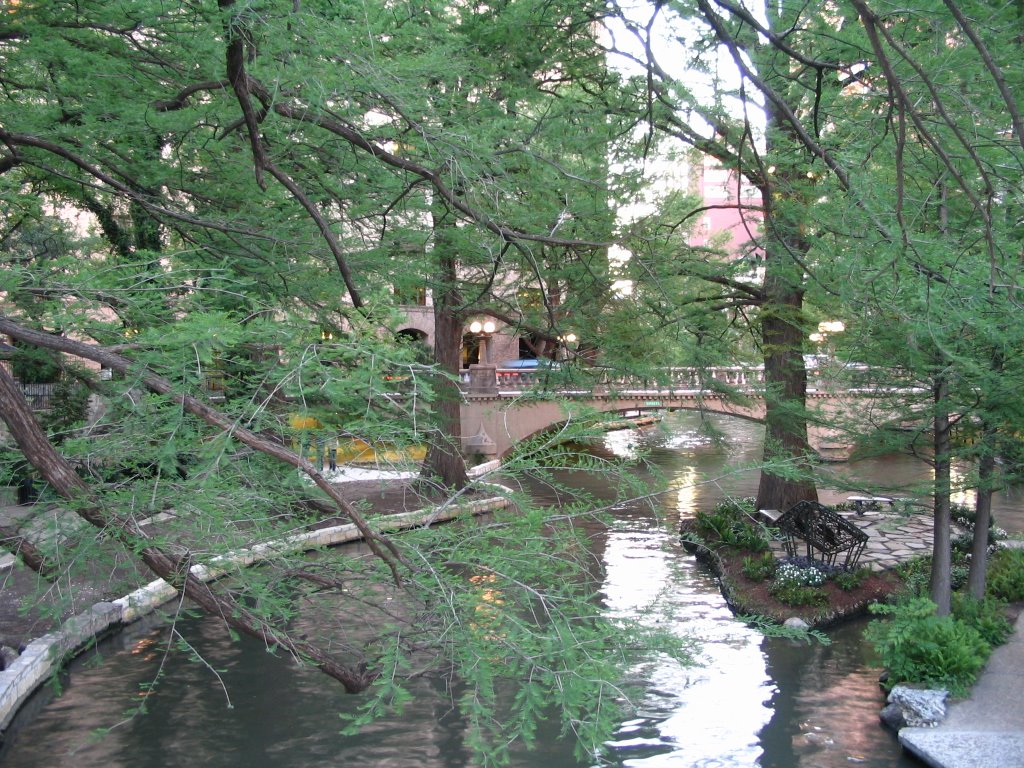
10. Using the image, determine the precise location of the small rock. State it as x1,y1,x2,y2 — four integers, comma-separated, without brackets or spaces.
879,685,948,731
784,617,810,630
879,702,906,731
0,644,20,671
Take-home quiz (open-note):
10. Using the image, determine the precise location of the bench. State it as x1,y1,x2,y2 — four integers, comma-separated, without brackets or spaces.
846,495,894,515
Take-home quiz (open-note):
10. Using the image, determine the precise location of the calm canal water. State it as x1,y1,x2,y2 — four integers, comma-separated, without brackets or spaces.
3,412,1022,767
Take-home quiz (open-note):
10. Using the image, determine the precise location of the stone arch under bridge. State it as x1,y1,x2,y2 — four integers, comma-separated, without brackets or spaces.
457,364,884,461
460,391,854,461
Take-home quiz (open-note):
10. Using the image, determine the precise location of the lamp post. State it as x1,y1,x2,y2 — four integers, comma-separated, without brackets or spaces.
468,319,496,364
559,332,578,361
810,321,844,346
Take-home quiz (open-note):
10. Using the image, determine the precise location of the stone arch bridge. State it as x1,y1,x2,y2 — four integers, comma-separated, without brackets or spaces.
458,364,886,462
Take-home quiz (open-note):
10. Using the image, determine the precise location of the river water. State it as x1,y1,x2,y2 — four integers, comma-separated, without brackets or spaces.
2,412,1022,767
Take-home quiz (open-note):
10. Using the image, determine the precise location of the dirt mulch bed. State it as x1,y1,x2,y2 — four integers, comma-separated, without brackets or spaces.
718,550,901,627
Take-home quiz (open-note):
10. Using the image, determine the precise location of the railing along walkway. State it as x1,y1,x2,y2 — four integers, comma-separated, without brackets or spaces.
460,365,769,396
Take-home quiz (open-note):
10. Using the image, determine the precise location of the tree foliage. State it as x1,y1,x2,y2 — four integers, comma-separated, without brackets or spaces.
603,0,1024,606
0,0,678,761
3,0,1024,756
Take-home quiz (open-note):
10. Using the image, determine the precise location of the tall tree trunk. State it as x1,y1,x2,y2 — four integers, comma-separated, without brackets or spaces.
931,373,953,615
422,210,469,491
755,284,818,511
968,425,997,599
753,139,818,511
968,350,1004,599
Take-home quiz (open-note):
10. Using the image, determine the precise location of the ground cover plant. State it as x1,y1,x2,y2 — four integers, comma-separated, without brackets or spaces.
865,547,1024,696
865,597,991,697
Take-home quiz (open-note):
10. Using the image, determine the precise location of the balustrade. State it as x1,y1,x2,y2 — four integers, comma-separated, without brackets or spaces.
461,365,767,397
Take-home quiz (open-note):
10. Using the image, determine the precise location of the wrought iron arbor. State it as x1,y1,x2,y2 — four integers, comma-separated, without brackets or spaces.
776,501,868,569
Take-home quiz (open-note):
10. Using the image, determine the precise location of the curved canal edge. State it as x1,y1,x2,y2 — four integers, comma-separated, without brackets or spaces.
679,536,903,629
0,490,513,737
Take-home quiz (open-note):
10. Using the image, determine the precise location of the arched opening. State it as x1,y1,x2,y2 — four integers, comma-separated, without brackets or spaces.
461,334,482,368
396,328,431,364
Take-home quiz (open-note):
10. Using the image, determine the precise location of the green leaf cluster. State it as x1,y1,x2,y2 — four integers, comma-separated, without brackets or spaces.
866,598,990,696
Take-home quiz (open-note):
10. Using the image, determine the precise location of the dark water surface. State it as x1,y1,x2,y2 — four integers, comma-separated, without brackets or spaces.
4,412,1020,767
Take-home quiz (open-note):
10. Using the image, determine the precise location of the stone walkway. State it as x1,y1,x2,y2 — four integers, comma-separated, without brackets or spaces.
849,509,937,569
762,505,939,571
818,507,940,570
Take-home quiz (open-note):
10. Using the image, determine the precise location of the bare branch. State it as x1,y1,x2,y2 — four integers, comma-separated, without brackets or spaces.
152,80,231,112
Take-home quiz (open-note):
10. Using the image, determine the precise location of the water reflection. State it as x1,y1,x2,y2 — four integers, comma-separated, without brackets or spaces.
821,444,1024,532
597,414,913,768
6,411,1017,767
603,528,772,767
758,621,911,768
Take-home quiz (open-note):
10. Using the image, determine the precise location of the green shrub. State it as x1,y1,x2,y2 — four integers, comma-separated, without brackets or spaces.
833,567,871,592
952,594,1012,647
734,525,771,552
986,548,1024,603
713,497,758,516
742,553,777,582
769,582,828,607
896,554,970,596
951,507,1007,555
895,556,932,598
694,502,771,553
951,563,970,591
866,598,990,696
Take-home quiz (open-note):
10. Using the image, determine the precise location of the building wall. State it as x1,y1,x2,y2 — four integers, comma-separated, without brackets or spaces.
688,155,763,267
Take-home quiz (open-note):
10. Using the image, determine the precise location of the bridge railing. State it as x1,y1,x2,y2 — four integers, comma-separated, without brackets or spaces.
459,364,768,396
459,361,901,397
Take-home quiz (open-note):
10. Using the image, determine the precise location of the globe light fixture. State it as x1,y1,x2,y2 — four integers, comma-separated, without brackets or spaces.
468,319,497,364
817,320,845,335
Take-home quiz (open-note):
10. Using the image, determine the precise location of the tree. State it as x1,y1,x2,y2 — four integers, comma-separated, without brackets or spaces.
606,0,855,510
0,0,678,760
834,0,1024,612
606,0,1024,606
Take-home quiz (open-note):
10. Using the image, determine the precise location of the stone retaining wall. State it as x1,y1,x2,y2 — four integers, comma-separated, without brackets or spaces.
0,493,511,736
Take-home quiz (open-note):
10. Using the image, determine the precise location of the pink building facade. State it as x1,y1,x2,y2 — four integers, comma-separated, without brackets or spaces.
688,155,763,272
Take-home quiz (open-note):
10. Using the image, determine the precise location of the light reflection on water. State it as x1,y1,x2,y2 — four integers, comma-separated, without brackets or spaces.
601,525,772,768
5,411,1017,767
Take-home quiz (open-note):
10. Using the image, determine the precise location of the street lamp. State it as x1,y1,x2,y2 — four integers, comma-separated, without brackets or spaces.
468,319,496,363
559,332,578,360
810,320,845,363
